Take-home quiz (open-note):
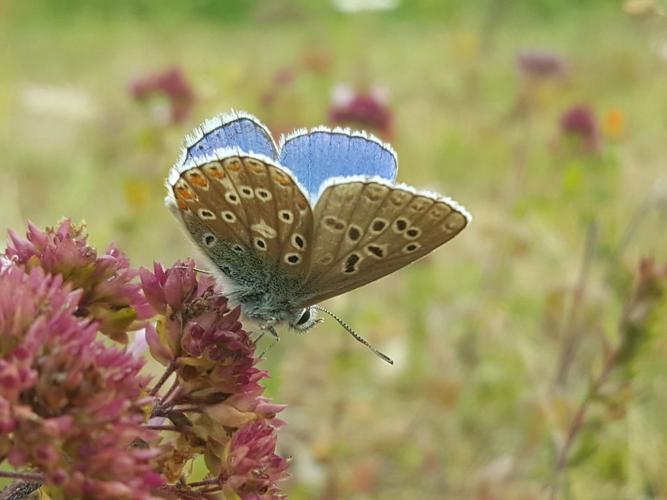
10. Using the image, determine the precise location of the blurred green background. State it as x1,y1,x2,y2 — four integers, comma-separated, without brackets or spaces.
2,1,667,498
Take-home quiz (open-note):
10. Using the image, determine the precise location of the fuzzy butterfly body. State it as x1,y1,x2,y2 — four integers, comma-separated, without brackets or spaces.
166,110,471,343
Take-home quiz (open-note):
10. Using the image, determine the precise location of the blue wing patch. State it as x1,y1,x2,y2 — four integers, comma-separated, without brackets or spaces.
181,110,278,165
278,127,398,199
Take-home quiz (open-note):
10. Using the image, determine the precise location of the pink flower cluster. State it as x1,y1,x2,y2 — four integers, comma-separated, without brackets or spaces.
6,220,151,343
1,221,289,499
141,261,288,498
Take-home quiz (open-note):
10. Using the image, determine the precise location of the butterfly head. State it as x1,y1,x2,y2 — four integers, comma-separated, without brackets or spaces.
289,307,321,332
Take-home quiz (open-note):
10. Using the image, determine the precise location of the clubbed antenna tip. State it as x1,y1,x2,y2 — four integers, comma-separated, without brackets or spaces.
313,305,394,365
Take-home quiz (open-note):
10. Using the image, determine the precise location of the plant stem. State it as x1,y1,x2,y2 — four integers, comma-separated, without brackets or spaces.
149,361,176,396
554,221,599,386
0,472,43,482
550,350,617,499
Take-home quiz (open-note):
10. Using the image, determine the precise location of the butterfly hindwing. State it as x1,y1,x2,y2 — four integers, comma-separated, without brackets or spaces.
301,180,469,305
279,128,398,199
169,152,314,284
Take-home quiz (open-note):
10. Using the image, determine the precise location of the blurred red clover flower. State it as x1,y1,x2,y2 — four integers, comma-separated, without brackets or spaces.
517,49,567,80
329,83,393,139
559,104,600,153
129,66,195,124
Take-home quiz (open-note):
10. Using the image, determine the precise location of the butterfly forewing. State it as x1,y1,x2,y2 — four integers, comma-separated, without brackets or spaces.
301,180,469,305
170,153,314,281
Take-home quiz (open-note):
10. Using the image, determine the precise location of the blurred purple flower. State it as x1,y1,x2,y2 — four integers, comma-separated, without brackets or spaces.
559,104,600,153
5,220,151,343
329,83,393,139
517,49,567,80
129,66,195,124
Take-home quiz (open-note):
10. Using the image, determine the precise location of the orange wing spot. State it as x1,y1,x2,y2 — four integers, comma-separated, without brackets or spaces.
176,197,188,209
244,158,266,174
270,169,292,186
224,157,243,172
296,198,309,211
185,169,209,188
204,162,225,178
175,181,197,200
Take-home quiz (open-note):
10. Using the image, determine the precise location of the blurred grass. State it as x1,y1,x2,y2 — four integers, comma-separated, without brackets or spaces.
2,1,667,498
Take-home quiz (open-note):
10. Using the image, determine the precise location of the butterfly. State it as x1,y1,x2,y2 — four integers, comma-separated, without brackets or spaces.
165,110,471,363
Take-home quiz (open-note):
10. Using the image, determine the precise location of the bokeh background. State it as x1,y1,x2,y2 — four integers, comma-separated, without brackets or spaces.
2,0,667,498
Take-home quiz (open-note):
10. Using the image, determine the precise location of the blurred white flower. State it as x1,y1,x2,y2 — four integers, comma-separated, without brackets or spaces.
332,0,400,13
331,82,355,106
652,38,667,63
21,84,96,121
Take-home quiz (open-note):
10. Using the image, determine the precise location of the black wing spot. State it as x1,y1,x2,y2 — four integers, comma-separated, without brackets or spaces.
394,218,409,232
405,227,421,239
291,233,306,250
343,253,361,274
366,245,385,258
371,218,388,233
347,225,362,241
403,242,421,253
285,253,301,265
254,237,267,251
203,234,217,247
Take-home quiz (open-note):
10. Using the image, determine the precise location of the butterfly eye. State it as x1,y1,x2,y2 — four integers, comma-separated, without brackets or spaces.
292,307,319,331
296,308,311,325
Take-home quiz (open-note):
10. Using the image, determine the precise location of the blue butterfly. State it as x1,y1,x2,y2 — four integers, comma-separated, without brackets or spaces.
166,110,471,363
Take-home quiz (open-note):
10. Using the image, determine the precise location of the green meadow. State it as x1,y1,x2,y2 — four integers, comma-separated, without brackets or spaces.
2,1,667,498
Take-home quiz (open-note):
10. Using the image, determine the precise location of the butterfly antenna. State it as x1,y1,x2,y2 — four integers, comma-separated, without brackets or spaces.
312,306,394,365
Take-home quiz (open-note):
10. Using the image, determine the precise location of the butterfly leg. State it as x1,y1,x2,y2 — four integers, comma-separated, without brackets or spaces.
257,321,280,360
260,321,280,340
